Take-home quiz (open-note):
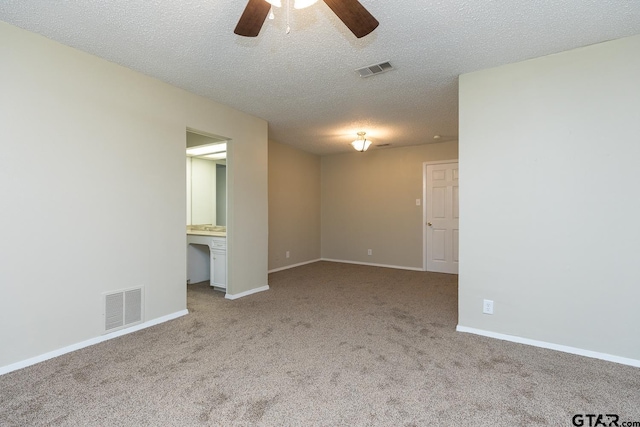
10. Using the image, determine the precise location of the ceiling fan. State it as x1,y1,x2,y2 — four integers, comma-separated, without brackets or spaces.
234,0,379,38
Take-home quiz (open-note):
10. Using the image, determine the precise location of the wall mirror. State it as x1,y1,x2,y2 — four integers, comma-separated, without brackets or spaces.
186,131,227,226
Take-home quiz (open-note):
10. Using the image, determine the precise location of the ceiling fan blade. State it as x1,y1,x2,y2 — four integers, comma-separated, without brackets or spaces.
234,0,271,37
322,0,379,38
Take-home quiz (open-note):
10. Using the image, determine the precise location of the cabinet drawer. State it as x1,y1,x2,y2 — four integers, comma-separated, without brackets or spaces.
209,238,226,250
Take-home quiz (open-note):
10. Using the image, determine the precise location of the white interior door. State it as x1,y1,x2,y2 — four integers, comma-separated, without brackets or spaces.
425,162,459,274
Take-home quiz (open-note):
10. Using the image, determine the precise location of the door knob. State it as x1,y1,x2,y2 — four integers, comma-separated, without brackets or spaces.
427,222,432,226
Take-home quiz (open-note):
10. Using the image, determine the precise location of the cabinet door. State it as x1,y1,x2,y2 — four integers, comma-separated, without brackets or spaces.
211,252,226,288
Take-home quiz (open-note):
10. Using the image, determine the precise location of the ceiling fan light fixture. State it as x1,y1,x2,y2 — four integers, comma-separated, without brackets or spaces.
351,132,371,152
293,0,319,9
265,0,317,9
235,0,378,38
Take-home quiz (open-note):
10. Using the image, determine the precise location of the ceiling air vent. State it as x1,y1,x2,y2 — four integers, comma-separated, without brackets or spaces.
356,61,393,78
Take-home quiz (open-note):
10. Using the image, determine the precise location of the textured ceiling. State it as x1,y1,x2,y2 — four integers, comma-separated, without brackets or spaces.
1,1,639,155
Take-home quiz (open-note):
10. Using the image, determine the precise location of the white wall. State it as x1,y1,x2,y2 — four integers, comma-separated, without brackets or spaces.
458,34,640,361
0,21,268,369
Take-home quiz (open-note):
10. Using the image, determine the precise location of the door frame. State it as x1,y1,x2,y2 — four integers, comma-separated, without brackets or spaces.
422,160,459,271
186,128,231,294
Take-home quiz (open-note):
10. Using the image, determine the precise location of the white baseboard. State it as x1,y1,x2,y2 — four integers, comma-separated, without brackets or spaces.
0,309,190,376
456,325,640,368
268,259,322,273
321,258,424,272
225,285,269,300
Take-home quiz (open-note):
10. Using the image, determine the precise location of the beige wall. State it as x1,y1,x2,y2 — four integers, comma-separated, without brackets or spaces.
0,21,268,369
321,142,458,269
459,34,640,361
268,140,321,270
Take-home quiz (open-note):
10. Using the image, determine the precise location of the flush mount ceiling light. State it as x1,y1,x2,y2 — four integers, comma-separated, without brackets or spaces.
351,132,372,152
433,135,459,142
186,143,227,157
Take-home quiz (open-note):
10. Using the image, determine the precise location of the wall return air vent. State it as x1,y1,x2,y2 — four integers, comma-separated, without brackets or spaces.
356,61,393,78
103,287,144,333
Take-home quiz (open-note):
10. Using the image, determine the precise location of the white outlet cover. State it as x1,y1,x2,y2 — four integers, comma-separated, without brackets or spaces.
416,199,421,206
483,299,494,315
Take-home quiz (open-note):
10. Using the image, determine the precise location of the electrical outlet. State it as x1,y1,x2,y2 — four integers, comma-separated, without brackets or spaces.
483,299,494,315
286,251,290,259
367,249,372,256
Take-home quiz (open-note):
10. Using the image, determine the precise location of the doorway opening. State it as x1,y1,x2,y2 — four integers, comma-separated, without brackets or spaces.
186,129,229,293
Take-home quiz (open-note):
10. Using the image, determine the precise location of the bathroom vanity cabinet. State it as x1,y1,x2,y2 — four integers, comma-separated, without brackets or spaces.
186,232,227,292
209,237,226,289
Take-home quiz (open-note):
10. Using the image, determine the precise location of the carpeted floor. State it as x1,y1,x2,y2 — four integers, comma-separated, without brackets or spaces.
1,261,639,426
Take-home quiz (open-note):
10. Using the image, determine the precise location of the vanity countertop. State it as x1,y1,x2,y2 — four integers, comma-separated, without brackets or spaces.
187,230,226,237
187,225,226,237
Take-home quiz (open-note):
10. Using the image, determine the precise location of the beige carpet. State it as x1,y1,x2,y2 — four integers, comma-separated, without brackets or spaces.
1,261,638,426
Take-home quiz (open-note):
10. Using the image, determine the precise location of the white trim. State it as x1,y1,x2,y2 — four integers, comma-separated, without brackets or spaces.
456,325,640,368
422,159,459,166
321,258,423,272
0,309,189,376
225,285,269,300
268,259,322,273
